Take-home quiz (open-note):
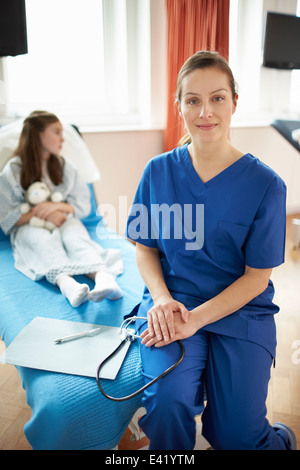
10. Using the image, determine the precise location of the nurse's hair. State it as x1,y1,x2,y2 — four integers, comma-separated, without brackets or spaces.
13,110,64,190
176,51,238,145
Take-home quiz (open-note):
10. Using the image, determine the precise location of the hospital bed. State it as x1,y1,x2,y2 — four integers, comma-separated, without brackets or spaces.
271,120,300,249
0,120,145,450
271,119,300,153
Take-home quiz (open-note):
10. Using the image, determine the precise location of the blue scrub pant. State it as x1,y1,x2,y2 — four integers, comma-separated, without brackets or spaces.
139,330,290,450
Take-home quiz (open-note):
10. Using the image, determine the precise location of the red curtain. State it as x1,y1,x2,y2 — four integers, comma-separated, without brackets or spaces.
164,0,230,152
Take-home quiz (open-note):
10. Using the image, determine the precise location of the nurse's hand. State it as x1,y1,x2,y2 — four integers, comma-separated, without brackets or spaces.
141,310,198,348
141,296,189,345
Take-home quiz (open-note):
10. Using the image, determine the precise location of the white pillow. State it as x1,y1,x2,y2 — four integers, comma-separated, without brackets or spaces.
0,120,22,173
292,128,300,146
61,123,100,183
0,118,100,183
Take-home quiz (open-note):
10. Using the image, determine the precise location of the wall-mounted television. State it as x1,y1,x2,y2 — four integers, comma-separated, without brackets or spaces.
263,11,300,70
0,0,28,57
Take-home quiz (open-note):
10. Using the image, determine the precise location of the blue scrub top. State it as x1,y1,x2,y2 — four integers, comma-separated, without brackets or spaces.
126,144,286,357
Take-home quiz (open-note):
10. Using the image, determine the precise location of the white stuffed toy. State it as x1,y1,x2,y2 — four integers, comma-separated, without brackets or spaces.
20,181,63,231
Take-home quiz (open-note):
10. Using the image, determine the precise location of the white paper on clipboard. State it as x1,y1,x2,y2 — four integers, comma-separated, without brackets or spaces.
0,317,130,380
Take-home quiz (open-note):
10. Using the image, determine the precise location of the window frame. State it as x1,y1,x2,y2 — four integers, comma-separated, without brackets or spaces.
5,0,153,130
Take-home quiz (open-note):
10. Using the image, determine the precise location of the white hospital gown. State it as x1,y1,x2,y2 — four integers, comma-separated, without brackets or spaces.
0,156,123,284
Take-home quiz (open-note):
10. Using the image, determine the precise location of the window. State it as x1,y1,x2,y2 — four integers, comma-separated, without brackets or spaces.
229,0,264,120
229,0,300,122
6,0,150,129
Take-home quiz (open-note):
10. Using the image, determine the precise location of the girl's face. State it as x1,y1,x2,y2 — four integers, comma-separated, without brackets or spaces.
179,67,238,146
39,121,64,160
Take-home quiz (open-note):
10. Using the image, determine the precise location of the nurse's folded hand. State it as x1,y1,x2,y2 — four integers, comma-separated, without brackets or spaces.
141,297,189,346
141,310,198,348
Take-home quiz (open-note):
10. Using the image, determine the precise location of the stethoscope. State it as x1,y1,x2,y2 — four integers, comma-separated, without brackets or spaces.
96,316,185,402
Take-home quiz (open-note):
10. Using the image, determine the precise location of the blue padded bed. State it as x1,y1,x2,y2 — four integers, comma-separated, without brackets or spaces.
0,123,145,450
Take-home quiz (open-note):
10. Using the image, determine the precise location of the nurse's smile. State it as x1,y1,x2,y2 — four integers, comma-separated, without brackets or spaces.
197,124,218,131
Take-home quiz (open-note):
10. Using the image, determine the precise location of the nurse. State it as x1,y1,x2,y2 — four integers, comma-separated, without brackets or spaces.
126,51,296,450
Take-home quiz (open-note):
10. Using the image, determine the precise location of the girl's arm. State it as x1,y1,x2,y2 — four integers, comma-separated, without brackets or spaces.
15,207,68,227
31,201,74,219
136,243,189,342
142,265,273,347
15,210,34,227
45,210,68,226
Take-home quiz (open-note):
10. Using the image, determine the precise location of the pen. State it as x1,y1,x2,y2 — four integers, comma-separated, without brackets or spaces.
54,327,102,344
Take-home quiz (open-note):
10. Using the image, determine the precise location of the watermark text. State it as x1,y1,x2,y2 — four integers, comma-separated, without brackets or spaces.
96,196,204,251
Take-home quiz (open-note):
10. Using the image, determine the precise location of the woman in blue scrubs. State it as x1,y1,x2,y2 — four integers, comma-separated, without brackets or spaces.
126,51,296,450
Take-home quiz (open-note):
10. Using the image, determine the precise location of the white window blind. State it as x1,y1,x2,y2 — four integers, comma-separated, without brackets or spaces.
6,0,149,128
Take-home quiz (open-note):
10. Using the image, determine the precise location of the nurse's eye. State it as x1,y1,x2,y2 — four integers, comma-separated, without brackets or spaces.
212,96,225,103
187,98,199,105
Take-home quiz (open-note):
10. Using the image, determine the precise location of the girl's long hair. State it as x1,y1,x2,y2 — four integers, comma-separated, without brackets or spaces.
13,110,64,189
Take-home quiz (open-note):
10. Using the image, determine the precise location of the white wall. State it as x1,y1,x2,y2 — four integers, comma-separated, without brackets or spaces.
82,128,164,235
230,125,300,214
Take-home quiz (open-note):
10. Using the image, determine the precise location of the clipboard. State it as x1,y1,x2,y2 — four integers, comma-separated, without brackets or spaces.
0,317,131,380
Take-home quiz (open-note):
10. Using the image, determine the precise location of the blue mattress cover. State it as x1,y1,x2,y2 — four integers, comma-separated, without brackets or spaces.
0,191,145,449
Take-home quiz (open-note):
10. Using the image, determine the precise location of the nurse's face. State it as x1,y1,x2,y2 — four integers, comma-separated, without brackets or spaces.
179,67,238,145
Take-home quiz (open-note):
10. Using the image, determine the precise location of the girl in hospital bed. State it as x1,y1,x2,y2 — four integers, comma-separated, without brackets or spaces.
126,52,296,450
0,110,123,307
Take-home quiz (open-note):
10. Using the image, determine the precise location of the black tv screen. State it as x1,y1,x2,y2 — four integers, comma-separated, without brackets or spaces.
263,12,300,69
0,0,28,57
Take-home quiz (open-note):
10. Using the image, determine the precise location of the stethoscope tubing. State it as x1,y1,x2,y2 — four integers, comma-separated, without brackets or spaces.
96,336,185,402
